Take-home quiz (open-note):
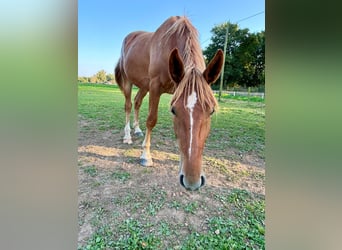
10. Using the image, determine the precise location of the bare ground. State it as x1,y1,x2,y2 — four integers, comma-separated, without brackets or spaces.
78,115,265,247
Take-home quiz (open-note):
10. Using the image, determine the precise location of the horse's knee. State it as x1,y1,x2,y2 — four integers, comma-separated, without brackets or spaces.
146,117,157,129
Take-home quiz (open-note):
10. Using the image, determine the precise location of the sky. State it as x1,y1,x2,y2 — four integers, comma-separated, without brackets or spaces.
78,0,265,77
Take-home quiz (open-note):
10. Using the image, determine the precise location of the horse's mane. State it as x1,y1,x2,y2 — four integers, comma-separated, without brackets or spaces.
171,68,218,111
162,16,205,70
164,16,217,110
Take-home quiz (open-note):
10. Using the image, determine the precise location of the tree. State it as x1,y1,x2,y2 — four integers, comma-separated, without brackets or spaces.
203,22,265,88
90,76,97,83
106,73,114,82
254,31,265,87
95,70,107,83
78,76,89,83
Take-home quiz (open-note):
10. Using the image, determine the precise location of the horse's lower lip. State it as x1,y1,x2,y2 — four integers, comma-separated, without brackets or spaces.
179,174,204,191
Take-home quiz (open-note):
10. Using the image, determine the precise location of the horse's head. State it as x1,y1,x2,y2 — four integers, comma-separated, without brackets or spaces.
168,48,224,191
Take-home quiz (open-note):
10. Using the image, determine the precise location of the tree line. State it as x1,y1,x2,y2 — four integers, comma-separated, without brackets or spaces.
204,22,264,90
79,22,264,90
78,70,114,84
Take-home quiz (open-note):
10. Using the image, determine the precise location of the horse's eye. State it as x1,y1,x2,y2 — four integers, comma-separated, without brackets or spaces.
171,107,176,115
210,109,215,116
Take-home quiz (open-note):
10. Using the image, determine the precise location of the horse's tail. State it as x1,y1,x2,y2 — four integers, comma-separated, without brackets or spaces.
114,58,125,92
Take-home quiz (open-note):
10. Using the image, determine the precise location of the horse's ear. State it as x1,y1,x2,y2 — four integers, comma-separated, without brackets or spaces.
203,49,224,85
169,48,185,84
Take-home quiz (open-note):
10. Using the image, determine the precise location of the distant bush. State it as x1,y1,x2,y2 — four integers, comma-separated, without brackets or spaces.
79,70,115,84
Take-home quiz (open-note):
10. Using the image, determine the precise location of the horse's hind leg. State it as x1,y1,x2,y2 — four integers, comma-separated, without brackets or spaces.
115,60,133,144
123,83,133,144
133,88,148,137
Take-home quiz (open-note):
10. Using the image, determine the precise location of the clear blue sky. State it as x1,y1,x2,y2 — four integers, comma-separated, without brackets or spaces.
78,0,265,77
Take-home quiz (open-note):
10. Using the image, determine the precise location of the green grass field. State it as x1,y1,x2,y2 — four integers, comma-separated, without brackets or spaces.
78,83,265,249
78,83,265,159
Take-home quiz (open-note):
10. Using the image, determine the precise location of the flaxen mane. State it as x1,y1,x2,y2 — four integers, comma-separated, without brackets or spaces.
171,68,218,111
162,17,205,70
166,17,218,111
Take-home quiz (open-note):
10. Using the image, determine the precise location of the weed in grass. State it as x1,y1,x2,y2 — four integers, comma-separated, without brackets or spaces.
158,221,171,236
169,200,182,210
79,226,114,250
95,207,107,219
131,202,143,213
81,219,161,250
121,194,134,205
184,202,198,214
83,165,97,177
111,171,131,182
91,181,101,188
182,204,264,249
111,211,120,218
148,202,157,216
79,200,92,210
142,188,167,216
227,189,251,205
179,190,265,249
116,218,161,249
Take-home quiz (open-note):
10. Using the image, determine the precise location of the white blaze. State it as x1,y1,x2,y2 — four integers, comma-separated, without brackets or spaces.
186,91,197,156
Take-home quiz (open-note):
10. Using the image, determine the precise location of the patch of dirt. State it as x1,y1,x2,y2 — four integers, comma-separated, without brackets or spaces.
78,116,265,246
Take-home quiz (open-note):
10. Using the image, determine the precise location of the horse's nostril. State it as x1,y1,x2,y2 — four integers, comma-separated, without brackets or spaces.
180,174,185,188
200,175,206,187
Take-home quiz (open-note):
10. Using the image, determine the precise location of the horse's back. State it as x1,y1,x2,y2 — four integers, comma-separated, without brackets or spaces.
120,31,152,88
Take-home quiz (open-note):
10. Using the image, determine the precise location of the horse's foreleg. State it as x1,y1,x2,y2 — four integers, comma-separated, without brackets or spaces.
140,129,153,166
140,87,161,167
133,88,148,137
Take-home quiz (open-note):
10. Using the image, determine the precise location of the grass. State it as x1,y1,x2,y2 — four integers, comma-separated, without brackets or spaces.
211,97,265,158
80,220,161,250
78,190,265,250
182,190,265,249
83,165,97,177
79,188,265,250
78,83,265,249
111,171,131,182
217,93,265,102
78,83,265,158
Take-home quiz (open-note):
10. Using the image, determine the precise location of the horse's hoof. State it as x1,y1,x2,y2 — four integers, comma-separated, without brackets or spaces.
134,131,144,137
123,138,133,144
140,158,153,167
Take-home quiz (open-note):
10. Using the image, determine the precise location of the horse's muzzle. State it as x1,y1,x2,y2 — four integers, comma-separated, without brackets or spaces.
179,174,205,191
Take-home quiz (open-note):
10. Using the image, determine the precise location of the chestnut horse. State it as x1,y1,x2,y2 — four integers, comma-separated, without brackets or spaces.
114,16,223,190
